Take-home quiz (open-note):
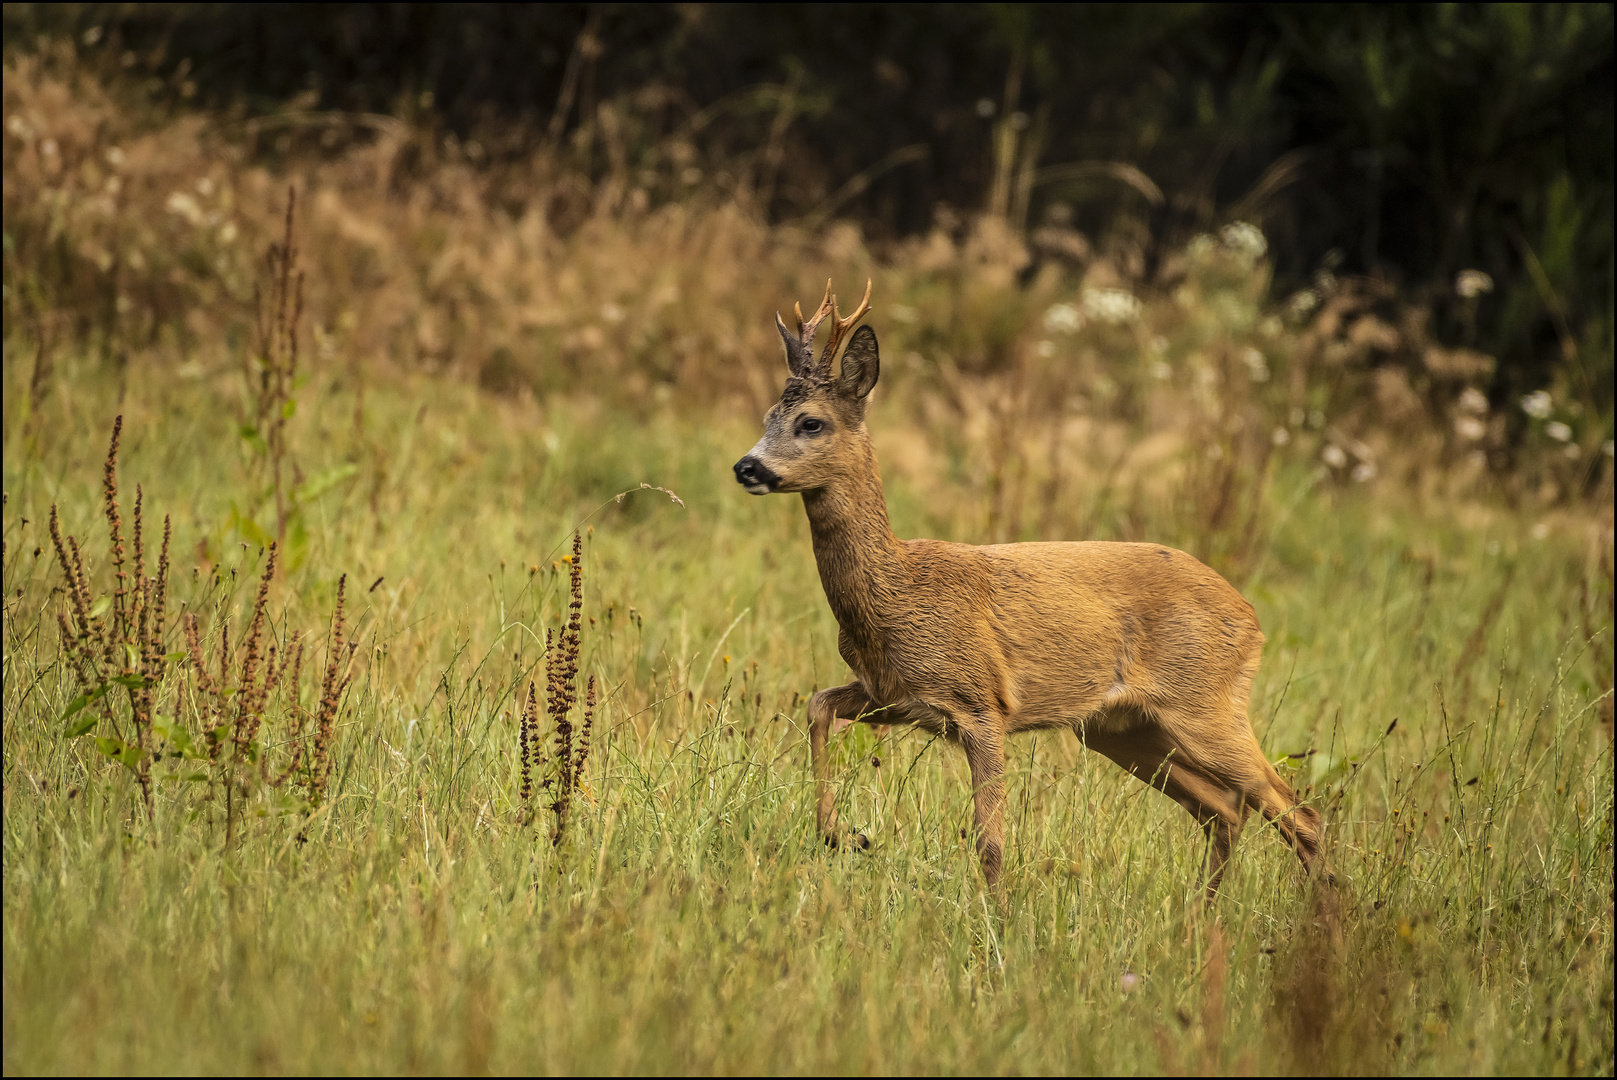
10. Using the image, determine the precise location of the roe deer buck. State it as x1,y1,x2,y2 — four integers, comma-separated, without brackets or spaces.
733,280,1328,898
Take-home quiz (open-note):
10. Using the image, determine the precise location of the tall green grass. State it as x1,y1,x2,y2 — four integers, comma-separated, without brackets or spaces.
3,350,1610,1074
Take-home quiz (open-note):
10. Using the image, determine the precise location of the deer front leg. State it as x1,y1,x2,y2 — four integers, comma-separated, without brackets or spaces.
960,727,1007,890
806,683,875,846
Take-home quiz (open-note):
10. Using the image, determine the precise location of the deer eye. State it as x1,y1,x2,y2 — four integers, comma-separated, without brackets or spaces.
797,416,826,436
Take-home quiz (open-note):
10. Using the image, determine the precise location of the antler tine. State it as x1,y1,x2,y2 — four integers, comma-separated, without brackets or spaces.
796,279,835,345
818,278,873,366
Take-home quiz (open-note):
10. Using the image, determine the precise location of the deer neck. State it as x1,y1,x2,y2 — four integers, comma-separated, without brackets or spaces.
801,437,903,647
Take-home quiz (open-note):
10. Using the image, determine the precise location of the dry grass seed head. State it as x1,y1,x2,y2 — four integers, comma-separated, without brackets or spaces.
47,504,97,672
519,679,539,807
99,415,124,669
232,542,278,761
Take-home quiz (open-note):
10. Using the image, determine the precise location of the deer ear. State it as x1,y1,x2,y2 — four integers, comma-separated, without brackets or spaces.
776,312,811,377
837,325,880,400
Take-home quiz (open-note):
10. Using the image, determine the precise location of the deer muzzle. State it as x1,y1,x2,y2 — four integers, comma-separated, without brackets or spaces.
733,455,781,495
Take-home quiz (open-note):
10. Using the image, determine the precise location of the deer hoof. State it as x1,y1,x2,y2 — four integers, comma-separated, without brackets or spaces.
822,830,871,852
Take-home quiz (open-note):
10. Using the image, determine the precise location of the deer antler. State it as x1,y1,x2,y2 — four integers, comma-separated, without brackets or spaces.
794,279,835,345
817,278,873,372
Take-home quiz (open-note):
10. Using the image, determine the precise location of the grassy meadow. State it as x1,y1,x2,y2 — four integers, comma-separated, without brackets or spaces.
4,47,1614,1075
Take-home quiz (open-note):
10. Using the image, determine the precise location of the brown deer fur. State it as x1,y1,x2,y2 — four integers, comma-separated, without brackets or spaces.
733,282,1327,897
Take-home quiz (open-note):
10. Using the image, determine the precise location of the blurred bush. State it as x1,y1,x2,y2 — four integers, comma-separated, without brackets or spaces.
2,23,1611,522
5,3,1610,413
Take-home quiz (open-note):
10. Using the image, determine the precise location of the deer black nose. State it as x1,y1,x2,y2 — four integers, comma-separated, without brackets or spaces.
733,456,779,493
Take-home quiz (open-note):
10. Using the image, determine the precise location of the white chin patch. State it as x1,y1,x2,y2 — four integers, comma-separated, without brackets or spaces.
744,483,772,495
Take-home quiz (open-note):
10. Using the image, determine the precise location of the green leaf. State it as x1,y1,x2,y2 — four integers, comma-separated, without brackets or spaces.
124,641,142,670
111,674,147,691
95,737,145,772
165,651,188,663
61,683,111,721
239,423,269,456
294,463,358,505
284,511,309,571
153,720,196,757
281,398,297,419
63,714,100,738
88,596,112,620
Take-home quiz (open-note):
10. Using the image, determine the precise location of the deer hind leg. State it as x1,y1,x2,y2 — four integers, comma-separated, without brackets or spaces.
1221,648,1334,884
1082,723,1248,900
806,683,875,847
1156,714,1333,889
1250,755,1333,885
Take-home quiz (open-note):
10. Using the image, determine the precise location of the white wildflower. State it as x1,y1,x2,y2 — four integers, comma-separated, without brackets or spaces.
1457,387,1489,415
1286,290,1319,318
1186,234,1217,261
1241,347,1270,382
1453,415,1486,442
1544,421,1573,442
600,303,625,324
165,191,204,226
1455,270,1494,299
1531,522,1549,540
1043,302,1083,334
1520,390,1553,419
1321,445,1348,469
1352,461,1377,483
1035,340,1057,358
104,145,125,168
1081,288,1141,325
1221,221,1267,261
1272,427,1291,446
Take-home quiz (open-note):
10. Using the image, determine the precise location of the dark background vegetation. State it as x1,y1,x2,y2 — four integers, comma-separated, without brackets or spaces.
5,2,1613,409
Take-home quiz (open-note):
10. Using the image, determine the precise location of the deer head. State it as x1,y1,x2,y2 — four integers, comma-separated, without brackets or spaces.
734,279,878,494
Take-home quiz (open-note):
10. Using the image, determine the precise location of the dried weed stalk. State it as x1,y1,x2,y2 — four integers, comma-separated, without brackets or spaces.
1272,888,1399,1075
47,415,170,808
247,186,305,541
517,531,596,844
49,415,351,827
309,574,352,803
